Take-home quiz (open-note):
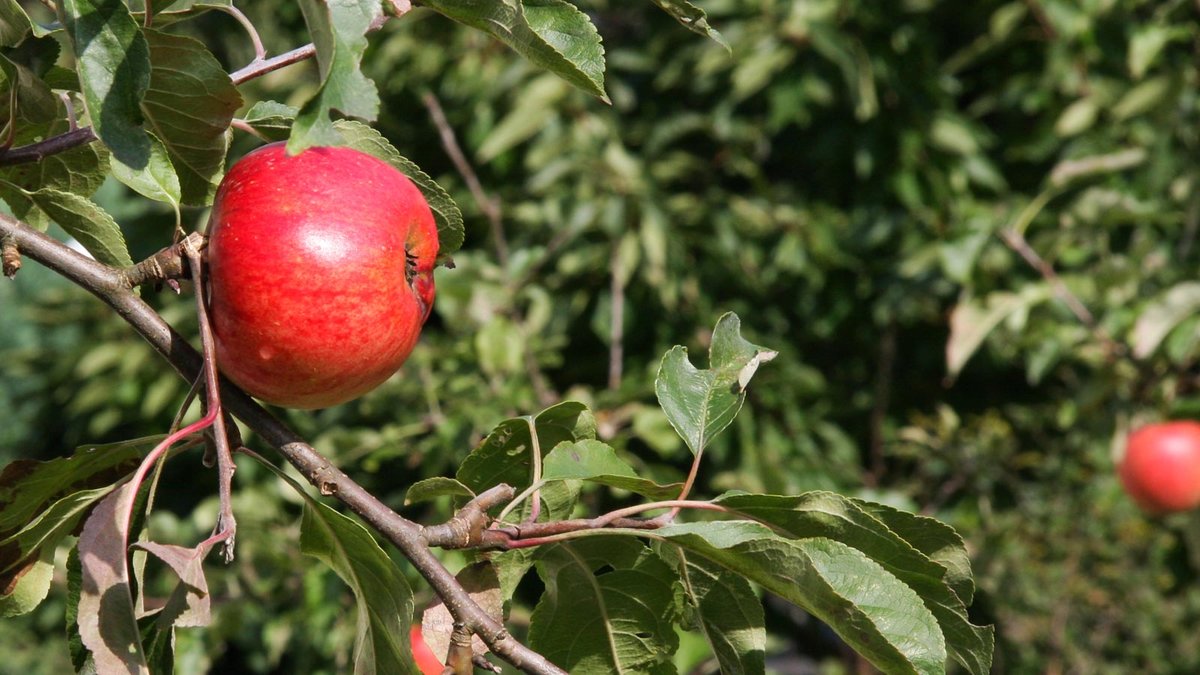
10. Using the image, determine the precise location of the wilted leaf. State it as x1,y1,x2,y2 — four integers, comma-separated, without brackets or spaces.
529,538,679,673
422,0,607,101
946,286,1049,378
0,546,53,617
649,0,728,50
288,0,382,153
421,562,502,662
133,540,217,628
656,312,777,456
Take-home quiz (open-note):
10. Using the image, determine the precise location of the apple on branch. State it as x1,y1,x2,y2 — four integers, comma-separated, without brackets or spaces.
206,142,438,409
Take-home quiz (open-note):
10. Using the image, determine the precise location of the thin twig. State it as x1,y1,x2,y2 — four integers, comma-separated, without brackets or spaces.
0,214,565,675
422,92,509,267
607,241,625,390
230,43,317,85
220,4,267,63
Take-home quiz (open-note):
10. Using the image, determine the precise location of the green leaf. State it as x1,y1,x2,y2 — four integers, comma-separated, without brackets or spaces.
334,120,465,264
0,47,58,124
852,499,976,606
656,312,777,456
542,439,683,500
288,0,381,153
0,437,158,598
0,0,36,47
300,500,420,675
403,477,475,506
713,492,993,675
457,401,596,495
108,132,181,208
58,0,157,169
658,521,947,675
422,0,608,101
242,100,296,141
26,187,134,267
529,538,680,673
945,286,1050,378
657,545,765,675
1132,282,1200,359
0,98,108,198
0,545,53,617
140,28,241,205
648,0,729,51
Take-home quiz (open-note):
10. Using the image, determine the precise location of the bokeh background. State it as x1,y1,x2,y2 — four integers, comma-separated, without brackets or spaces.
4,0,1200,672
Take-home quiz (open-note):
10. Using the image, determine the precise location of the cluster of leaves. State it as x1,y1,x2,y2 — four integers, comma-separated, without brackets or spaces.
0,0,997,674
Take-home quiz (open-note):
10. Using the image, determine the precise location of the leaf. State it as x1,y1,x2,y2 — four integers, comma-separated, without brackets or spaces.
656,312,777,456
657,545,765,675
714,492,993,675
27,187,134,267
0,437,157,595
403,477,475,506
107,132,181,209
0,0,36,47
288,0,382,153
422,0,608,101
529,538,680,673
58,0,158,169
648,0,728,50
0,110,109,197
0,50,58,124
1132,282,1200,359
945,286,1050,378
658,521,947,675
140,28,241,205
241,100,297,141
542,439,683,500
132,540,216,628
852,499,976,606
76,482,149,674
300,499,420,675
457,401,596,496
334,120,465,264
420,562,502,662
0,546,53,617
65,547,94,672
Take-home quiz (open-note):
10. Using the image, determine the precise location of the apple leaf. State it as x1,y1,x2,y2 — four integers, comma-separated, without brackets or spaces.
0,115,109,197
1131,282,1200,359
648,0,729,51
421,562,502,663
528,538,680,673
656,312,777,457
241,100,295,141
333,120,465,264
945,285,1050,379
300,499,420,675
403,477,475,506
288,0,382,154
0,0,53,47
0,546,53,617
108,132,181,209
658,521,947,675
656,544,765,675
58,0,161,174
0,48,58,125
422,0,608,102
132,540,218,628
140,29,242,206
542,439,684,500
713,492,993,675
26,187,134,267
76,482,149,675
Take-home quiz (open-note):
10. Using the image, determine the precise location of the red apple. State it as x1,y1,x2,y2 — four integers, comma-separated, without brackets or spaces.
1119,421,1200,513
207,142,438,409
410,625,444,675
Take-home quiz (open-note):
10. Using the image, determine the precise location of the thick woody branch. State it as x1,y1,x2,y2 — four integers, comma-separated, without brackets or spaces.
0,214,564,675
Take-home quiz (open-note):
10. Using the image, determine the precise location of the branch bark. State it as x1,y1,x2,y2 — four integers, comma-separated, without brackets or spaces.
0,214,565,675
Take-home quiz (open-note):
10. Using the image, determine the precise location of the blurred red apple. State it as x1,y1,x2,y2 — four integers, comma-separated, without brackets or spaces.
1119,421,1200,513
410,625,444,675
207,142,438,408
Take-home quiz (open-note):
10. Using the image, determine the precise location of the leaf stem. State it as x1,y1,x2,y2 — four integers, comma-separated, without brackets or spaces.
220,4,267,64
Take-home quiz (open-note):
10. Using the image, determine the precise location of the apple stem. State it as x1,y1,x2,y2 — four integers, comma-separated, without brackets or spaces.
185,237,239,563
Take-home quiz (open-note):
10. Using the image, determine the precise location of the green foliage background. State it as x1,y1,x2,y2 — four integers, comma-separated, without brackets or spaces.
3,0,1200,672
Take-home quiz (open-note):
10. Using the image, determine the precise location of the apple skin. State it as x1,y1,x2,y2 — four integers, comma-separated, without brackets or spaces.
1119,421,1200,514
409,625,444,675
207,142,438,409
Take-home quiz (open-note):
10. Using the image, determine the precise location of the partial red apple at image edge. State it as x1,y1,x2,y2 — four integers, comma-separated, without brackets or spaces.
410,625,445,675
1119,421,1200,514
206,142,438,409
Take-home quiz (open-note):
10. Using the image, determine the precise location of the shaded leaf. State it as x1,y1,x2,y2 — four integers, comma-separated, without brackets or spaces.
656,312,777,456
404,477,475,506
1132,282,1200,359
300,499,420,675
657,544,765,675
140,28,241,205
421,562,502,662
457,401,595,495
422,0,607,101
649,0,728,50
658,521,947,675
0,545,53,617
289,0,381,153
133,540,216,628
529,538,679,673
